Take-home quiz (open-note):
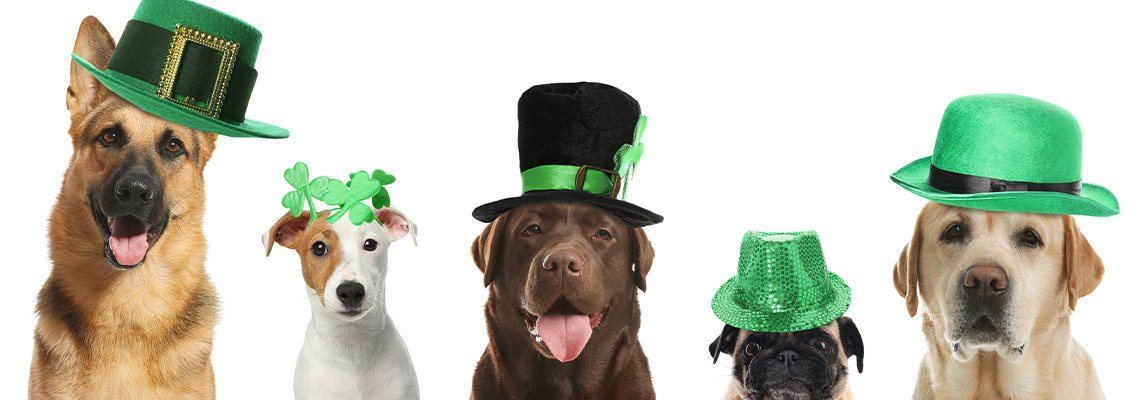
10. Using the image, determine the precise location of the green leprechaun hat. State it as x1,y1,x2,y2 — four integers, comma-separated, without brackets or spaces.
72,0,287,138
711,231,851,333
892,94,1118,216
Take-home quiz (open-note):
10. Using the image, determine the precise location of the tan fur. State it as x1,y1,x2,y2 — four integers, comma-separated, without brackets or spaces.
264,211,342,303
897,203,1104,400
30,16,220,399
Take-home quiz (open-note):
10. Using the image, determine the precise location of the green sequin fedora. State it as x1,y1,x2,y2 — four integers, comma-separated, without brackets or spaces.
711,231,852,333
71,0,288,139
892,94,1117,216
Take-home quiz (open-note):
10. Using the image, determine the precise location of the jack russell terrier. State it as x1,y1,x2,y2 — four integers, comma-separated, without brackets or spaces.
264,207,420,400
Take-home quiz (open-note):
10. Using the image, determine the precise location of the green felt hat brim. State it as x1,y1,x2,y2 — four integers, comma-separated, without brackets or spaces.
891,157,1119,217
711,272,852,333
72,54,287,139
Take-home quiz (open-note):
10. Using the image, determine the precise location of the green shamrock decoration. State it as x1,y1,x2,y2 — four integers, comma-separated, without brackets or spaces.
280,162,397,226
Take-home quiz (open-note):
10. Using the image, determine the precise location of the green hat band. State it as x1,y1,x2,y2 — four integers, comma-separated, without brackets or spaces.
518,115,647,200
106,20,257,123
711,231,851,333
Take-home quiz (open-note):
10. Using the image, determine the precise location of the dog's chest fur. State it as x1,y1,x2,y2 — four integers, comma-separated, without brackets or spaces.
31,274,218,399
294,297,419,400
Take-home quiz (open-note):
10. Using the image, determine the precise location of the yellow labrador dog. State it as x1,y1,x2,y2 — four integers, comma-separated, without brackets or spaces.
894,202,1104,399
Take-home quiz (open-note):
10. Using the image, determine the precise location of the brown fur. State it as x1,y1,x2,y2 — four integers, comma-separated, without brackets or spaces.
470,201,656,399
722,322,857,400
894,202,1104,399
263,211,342,303
30,16,220,399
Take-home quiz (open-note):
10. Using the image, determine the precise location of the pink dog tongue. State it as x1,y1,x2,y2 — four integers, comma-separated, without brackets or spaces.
109,219,148,266
536,313,592,362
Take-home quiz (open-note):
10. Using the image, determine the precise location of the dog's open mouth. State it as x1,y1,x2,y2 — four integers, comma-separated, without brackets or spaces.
522,298,608,363
91,200,167,269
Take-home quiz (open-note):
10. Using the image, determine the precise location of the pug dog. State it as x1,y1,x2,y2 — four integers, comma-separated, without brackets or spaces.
709,317,863,400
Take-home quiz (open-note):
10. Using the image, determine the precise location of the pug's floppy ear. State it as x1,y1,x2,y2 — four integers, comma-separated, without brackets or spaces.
894,205,928,317
837,317,864,373
630,228,655,292
472,214,509,287
263,212,311,256
709,324,740,364
1063,215,1104,311
68,16,115,120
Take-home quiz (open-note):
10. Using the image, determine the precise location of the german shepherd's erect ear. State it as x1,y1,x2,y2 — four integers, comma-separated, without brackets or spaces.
68,16,115,122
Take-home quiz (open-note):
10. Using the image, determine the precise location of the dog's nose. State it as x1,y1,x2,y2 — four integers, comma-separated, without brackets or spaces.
775,350,800,367
336,281,366,309
541,250,582,274
963,265,1008,296
114,172,156,209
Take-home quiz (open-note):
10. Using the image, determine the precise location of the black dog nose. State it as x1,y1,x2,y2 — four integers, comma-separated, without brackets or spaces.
963,265,1008,297
775,350,800,366
336,281,366,309
114,172,156,209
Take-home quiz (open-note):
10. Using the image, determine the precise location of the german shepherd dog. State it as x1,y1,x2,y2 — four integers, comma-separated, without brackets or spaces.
29,17,220,399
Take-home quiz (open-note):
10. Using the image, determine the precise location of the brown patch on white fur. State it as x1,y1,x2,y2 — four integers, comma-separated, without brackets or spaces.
896,202,1105,399
264,212,342,303
31,16,220,399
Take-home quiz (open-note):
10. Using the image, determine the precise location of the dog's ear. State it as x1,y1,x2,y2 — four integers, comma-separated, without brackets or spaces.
376,207,417,245
197,133,218,165
630,227,655,292
894,205,927,317
68,16,115,120
263,212,311,256
1063,215,1104,310
472,214,508,287
837,317,864,373
709,324,740,364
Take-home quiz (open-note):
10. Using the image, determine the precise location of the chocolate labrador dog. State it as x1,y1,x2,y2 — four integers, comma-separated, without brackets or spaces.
470,200,656,399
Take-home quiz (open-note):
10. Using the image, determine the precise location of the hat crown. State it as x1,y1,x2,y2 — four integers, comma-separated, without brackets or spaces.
931,94,1082,184
517,82,641,173
131,0,262,66
732,231,834,313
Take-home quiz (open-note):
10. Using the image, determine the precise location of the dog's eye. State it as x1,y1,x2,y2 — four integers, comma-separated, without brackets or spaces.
940,222,967,243
594,229,612,241
98,128,122,147
743,342,760,357
523,224,542,236
363,239,378,251
163,138,184,155
814,338,833,354
311,241,328,256
1018,228,1043,248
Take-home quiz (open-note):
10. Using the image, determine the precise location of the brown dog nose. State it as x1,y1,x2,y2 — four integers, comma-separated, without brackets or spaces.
963,265,1008,296
542,250,582,274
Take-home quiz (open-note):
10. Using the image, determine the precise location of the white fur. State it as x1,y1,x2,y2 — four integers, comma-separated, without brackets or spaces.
290,209,420,400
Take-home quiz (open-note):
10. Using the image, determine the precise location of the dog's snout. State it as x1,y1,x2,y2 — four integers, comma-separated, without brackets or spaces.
114,171,157,209
336,281,366,309
963,265,1008,296
775,349,800,367
542,249,583,274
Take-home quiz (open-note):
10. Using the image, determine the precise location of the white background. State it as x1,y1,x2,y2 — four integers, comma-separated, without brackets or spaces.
2,1,1138,398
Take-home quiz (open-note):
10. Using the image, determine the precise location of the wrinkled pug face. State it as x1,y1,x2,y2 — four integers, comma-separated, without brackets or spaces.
895,203,1103,362
471,200,654,363
710,318,863,400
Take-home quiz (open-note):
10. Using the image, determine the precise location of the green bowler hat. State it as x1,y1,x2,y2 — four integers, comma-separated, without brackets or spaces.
72,0,288,139
892,94,1117,216
711,231,852,333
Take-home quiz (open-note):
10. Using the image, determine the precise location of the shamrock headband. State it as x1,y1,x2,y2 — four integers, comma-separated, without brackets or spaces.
520,115,647,200
280,162,396,226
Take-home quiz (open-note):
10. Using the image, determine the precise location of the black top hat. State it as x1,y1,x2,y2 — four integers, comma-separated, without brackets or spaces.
472,82,663,227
